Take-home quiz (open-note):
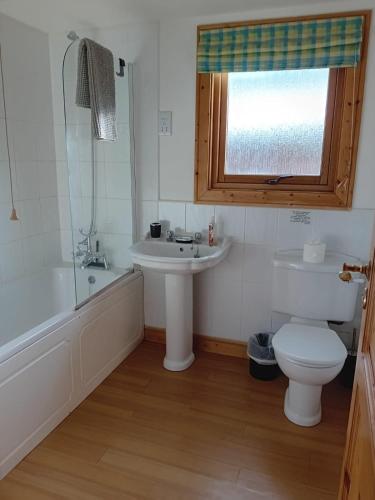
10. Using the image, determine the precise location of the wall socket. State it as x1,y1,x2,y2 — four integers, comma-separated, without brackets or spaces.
159,111,172,136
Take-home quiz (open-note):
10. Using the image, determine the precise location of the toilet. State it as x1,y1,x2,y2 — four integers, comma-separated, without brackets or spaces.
271,250,360,427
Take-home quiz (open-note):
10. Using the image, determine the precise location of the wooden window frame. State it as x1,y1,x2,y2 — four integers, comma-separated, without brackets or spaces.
195,11,371,209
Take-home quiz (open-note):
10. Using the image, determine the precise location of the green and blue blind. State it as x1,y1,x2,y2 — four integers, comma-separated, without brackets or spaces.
197,16,364,73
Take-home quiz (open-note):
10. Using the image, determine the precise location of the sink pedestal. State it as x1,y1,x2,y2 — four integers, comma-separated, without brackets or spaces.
164,273,195,371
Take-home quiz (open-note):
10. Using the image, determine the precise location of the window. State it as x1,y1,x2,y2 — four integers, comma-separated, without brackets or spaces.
225,69,329,177
195,12,370,209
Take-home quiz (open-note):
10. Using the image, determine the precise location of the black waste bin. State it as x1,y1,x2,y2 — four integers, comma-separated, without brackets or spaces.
247,332,280,381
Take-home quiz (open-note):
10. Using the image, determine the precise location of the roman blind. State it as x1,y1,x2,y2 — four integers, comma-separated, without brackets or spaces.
197,16,364,73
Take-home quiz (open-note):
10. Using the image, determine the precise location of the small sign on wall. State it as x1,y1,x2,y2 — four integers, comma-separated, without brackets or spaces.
290,210,311,225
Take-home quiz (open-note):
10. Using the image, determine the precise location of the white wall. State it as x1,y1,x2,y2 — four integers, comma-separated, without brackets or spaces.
141,0,375,343
0,13,61,286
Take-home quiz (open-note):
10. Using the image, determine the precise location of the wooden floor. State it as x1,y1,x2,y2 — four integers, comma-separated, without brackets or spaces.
0,341,351,499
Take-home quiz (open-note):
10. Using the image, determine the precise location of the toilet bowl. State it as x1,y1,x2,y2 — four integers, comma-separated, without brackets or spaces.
272,322,348,426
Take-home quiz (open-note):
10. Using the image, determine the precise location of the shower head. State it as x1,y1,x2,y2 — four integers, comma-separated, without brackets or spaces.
67,31,79,41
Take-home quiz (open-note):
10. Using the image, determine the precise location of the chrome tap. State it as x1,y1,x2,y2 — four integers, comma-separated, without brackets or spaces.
192,232,202,258
194,232,202,244
76,229,110,270
166,230,175,242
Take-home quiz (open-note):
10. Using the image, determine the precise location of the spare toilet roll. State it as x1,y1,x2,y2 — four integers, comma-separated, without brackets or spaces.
303,241,326,264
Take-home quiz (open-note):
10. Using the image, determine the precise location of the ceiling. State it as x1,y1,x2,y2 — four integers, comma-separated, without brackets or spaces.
0,0,338,32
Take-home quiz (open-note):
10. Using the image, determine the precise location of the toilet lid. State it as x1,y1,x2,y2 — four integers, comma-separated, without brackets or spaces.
272,323,348,368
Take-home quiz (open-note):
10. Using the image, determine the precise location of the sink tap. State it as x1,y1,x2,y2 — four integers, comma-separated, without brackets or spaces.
166,230,175,242
194,232,202,244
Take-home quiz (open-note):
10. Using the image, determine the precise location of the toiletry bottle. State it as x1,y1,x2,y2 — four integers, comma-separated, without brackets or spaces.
208,216,215,247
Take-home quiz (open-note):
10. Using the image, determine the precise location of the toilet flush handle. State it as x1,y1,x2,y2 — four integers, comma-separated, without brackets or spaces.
339,262,371,283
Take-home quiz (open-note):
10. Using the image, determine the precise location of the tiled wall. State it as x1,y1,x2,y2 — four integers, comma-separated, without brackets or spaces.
0,14,61,286
49,31,135,269
141,201,374,344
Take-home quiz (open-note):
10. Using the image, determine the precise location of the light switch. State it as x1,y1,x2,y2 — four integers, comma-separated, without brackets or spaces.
159,111,172,136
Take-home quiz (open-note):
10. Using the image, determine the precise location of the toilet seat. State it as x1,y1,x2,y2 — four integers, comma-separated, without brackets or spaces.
272,323,347,368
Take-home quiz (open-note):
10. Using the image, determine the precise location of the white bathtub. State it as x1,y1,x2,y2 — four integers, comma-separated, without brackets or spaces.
0,266,144,479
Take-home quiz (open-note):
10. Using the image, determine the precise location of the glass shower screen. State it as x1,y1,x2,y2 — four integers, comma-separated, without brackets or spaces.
62,40,135,306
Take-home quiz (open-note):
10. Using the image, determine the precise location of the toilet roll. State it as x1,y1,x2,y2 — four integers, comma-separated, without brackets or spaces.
303,241,326,264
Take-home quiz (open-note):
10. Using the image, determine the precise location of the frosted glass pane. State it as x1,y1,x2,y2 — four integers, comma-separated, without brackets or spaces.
225,69,329,176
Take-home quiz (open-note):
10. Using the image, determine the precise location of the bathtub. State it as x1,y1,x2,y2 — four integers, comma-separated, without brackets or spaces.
0,266,144,479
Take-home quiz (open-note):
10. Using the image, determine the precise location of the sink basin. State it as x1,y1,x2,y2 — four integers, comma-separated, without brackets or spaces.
130,238,231,274
130,237,232,372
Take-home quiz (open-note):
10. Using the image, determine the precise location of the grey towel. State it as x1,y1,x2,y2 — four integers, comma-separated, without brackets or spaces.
76,38,117,141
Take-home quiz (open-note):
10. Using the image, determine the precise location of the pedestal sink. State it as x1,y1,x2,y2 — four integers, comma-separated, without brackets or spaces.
130,237,231,371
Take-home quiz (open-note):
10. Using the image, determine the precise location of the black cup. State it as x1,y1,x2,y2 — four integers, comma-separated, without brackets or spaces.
150,222,161,238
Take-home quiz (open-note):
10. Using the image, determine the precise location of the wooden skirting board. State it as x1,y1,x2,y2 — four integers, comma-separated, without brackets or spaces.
144,326,247,359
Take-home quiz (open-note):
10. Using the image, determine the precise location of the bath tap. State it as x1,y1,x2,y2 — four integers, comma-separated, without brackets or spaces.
81,253,110,270
77,230,110,270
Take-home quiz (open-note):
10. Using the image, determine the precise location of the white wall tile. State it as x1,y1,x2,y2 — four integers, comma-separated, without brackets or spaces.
56,161,69,198
0,203,21,243
276,208,316,250
214,243,244,282
215,205,245,243
60,229,74,262
245,207,278,245
105,199,133,235
241,282,272,342
185,203,214,236
58,196,72,231
0,119,11,162
19,200,43,238
0,240,24,282
106,161,132,200
15,161,40,200
0,14,63,286
277,208,374,261
210,273,242,340
315,209,374,261
138,200,158,239
80,161,106,199
271,311,290,333
243,244,274,284
193,268,213,335
103,233,133,268
11,121,37,162
42,231,62,266
40,197,60,233
38,161,58,198
23,235,44,272
77,124,94,162
105,123,130,163
0,161,11,203
37,124,56,162
54,124,67,162
159,201,186,233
